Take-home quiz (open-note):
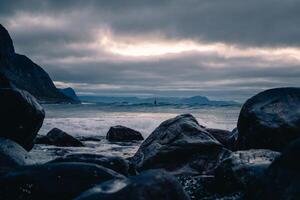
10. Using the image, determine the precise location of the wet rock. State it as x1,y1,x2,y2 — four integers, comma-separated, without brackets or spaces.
131,114,231,175
74,170,190,200
201,192,244,200
0,137,34,169
38,128,84,147
263,138,300,199
0,162,124,200
237,87,300,151
106,125,144,142
177,175,215,200
205,128,238,150
213,149,280,194
0,87,45,150
49,153,130,176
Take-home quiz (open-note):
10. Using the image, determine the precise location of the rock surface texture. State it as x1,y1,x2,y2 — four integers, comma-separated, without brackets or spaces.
74,170,190,200
0,138,34,169
49,153,130,176
213,149,280,194
237,87,300,151
0,162,124,200
263,138,300,200
131,114,231,175
0,86,45,150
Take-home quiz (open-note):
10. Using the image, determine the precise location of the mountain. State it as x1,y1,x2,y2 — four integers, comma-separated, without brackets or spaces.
59,88,81,103
79,95,239,106
0,24,79,104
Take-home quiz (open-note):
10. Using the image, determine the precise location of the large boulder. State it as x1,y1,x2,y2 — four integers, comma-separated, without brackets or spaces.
74,170,190,200
237,87,300,151
106,125,144,142
213,149,280,194
0,137,35,169
0,87,45,150
0,162,124,200
37,128,84,147
49,153,130,176
263,138,300,199
131,114,231,175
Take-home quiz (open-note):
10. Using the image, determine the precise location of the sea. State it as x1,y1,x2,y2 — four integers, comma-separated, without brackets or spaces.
30,103,241,163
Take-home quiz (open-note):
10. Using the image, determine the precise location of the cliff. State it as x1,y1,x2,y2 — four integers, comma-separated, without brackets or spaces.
0,24,79,104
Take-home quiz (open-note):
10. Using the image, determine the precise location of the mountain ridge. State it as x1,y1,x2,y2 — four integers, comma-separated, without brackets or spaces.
79,95,239,106
0,24,80,104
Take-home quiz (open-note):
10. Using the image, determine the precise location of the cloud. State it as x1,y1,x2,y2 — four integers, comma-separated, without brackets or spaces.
0,0,299,101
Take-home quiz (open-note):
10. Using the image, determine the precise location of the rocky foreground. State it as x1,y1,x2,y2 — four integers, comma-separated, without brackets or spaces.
1,86,300,200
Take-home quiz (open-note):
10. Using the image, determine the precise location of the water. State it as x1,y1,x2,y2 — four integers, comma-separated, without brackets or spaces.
31,103,241,163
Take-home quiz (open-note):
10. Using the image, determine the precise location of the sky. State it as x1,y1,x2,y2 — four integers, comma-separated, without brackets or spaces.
1,0,300,101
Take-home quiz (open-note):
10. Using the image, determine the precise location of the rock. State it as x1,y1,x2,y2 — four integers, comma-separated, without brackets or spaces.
59,87,81,103
42,128,84,147
263,138,300,199
205,128,238,150
131,114,231,175
0,24,78,104
237,87,300,151
34,134,51,144
0,87,45,150
0,137,34,169
177,175,215,200
106,125,144,142
49,153,130,176
74,170,190,200
0,162,124,200
213,149,280,194
0,24,14,58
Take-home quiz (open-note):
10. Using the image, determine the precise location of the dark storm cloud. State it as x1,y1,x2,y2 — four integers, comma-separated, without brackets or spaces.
2,0,300,46
1,0,300,101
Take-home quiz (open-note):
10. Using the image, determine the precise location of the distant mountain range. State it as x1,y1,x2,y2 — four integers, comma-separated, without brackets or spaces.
0,24,80,104
79,95,239,106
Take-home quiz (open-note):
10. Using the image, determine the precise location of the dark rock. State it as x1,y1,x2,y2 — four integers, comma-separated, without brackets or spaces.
213,149,280,194
0,24,78,104
0,72,15,88
263,138,300,200
0,162,124,200
106,125,144,142
59,87,81,103
177,175,215,200
205,128,238,150
74,170,190,200
43,128,84,147
0,24,14,58
0,137,34,169
0,87,45,150
34,134,51,144
49,153,130,176
131,114,231,175
201,192,244,200
237,87,300,151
